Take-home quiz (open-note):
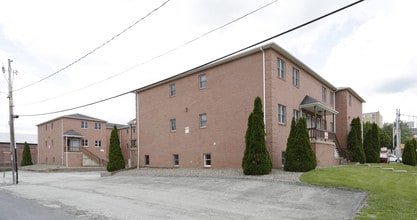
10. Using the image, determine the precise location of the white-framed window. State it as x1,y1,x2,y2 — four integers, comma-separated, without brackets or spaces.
170,119,176,132
199,113,207,128
322,87,327,101
95,122,101,130
81,121,88,129
169,83,176,97
329,91,334,105
199,74,207,89
277,58,286,79
278,104,286,124
95,140,102,147
82,139,88,147
173,154,179,166
307,114,312,128
292,67,299,87
293,109,300,122
145,155,150,166
317,118,322,129
204,153,211,168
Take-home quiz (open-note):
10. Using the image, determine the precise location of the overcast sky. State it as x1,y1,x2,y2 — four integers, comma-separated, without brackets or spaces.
1,0,417,135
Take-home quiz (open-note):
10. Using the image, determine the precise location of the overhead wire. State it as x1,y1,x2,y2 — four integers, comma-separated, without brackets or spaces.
17,0,278,107
17,0,364,117
13,0,171,93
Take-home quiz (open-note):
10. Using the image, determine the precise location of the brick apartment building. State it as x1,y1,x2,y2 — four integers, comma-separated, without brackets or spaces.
134,42,365,169
37,114,136,167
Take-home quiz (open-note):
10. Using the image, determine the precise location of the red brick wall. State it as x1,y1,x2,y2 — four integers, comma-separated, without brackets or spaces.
138,52,263,168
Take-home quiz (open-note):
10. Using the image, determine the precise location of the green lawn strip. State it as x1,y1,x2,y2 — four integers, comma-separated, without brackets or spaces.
300,165,417,219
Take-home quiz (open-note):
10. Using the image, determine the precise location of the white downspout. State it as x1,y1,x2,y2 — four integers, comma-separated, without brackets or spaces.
61,119,64,166
136,92,140,169
260,47,266,128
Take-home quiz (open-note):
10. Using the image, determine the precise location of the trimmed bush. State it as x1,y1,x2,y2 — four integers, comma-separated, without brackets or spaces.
364,123,380,163
347,117,366,163
107,125,125,172
402,139,417,166
242,97,272,175
20,142,33,166
284,117,317,172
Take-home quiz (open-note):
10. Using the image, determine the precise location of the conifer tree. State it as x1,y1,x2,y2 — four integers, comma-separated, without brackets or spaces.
347,118,366,163
20,142,33,166
285,117,317,172
364,122,380,163
107,125,125,172
402,139,417,166
242,97,272,175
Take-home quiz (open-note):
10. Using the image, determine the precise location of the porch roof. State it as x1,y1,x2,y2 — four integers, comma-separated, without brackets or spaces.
300,95,338,115
64,130,84,138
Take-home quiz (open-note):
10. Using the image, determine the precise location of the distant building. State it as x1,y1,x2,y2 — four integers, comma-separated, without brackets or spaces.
134,42,365,169
362,111,383,127
37,114,136,168
0,133,37,169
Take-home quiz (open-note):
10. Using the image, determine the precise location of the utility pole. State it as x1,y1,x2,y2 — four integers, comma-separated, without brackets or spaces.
6,59,18,184
395,109,401,158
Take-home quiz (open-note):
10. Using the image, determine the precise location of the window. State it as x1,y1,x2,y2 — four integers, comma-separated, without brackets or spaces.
292,67,299,87
81,121,88,129
145,155,150,166
277,58,286,79
82,139,88,147
173,154,179,166
204,154,211,168
126,129,129,134
170,119,176,132
349,94,352,106
45,124,47,131
199,113,207,128
169,83,176,97
322,87,327,101
95,123,101,130
278,104,286,124
329,91,334,105
199,74,207,89
51,122,53,129
317,118,321,129
95,140,102,147
293,109,300,122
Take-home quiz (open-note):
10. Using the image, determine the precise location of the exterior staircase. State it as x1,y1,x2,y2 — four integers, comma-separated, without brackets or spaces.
79,147,107,167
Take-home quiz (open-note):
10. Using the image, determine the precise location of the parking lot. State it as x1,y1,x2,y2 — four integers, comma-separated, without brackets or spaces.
1,168,366,219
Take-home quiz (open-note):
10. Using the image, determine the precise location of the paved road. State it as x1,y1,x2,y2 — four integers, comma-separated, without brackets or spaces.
1,170,366,219
0,189,78,220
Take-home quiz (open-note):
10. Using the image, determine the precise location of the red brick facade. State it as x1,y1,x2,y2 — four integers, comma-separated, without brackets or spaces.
135,43,365,168
37,114,137,167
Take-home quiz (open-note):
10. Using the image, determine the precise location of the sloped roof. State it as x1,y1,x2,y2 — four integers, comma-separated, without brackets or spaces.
63,113,107,122
0,133,38,144
38,113,107,126
300,95,338,115
106,123,129,129
63,129,84,137
336,87,366,103
134,42,337,94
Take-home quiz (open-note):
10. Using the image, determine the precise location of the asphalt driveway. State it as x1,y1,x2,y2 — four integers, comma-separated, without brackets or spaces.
1,169,366,219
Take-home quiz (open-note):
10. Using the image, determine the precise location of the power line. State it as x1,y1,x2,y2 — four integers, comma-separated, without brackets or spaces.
17,0,364,117
17,0,278,107
13,0,171,93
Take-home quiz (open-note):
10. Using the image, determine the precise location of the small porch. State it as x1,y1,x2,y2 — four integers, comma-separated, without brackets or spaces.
300,96,343,166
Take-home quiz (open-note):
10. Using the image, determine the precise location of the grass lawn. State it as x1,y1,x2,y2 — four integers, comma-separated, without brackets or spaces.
300,164,417,219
